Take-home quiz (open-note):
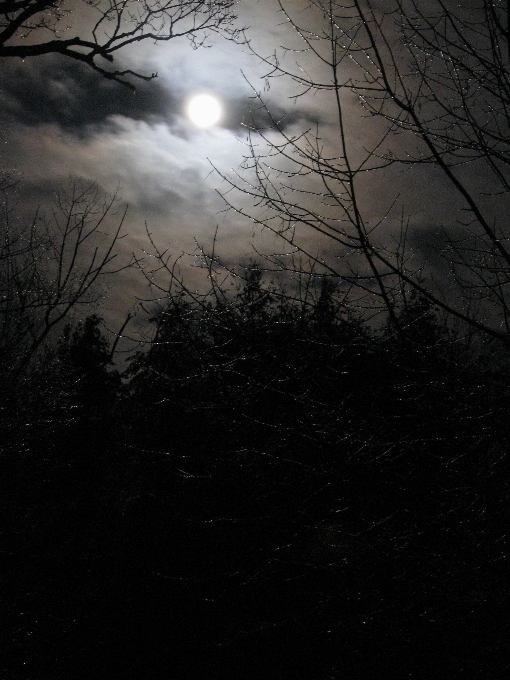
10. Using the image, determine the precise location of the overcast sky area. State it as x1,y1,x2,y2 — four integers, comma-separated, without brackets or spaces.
1,0,502,338
0,1,327,327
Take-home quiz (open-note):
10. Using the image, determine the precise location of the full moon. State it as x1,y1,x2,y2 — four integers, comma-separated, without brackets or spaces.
187,94,222,128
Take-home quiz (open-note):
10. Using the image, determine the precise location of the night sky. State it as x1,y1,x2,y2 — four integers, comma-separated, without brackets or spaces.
0,1,503,329
0,2,321,319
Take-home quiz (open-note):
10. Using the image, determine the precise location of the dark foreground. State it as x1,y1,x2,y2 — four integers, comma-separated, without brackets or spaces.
2,289,509,679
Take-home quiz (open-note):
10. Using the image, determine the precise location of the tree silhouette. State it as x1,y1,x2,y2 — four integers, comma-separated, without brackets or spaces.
216,0,510,342
2,256,509,678
58,314,120,410
0,0,239,89
0,178,131,385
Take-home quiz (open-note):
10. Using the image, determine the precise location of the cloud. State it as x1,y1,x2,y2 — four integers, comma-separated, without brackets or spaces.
1,0,459,330
0,46,322,141
0,56,175,134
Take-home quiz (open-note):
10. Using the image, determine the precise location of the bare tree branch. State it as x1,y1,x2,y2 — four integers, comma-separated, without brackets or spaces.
213,0,510,342
0,0,241,88
0,178,133,379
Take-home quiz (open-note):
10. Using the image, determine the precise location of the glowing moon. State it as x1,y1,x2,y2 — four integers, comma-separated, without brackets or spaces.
187,94,222,128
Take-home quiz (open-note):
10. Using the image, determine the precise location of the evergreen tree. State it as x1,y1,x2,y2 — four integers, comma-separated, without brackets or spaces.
57,314,121,418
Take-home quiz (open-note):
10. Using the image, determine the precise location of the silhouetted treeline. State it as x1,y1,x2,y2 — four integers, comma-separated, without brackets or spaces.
2,273,509,679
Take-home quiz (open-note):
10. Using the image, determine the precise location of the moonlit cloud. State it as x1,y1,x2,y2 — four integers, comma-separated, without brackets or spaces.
0,0,460,331
0,2,328,262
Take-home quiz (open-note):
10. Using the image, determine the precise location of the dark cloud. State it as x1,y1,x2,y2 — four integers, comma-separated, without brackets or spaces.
224,95,322,133
0,54,322,138
0,55,174,134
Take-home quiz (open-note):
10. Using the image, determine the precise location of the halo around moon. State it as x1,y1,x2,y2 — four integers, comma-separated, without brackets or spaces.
187,94,222,128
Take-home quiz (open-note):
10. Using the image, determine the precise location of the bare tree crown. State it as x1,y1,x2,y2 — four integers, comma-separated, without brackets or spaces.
0,0,240,88
215,0,510,342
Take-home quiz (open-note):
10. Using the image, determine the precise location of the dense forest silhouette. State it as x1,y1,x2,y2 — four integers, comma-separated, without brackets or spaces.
2,267,508,679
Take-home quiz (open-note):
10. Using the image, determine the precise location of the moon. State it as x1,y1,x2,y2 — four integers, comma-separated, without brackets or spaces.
187,94,222,128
